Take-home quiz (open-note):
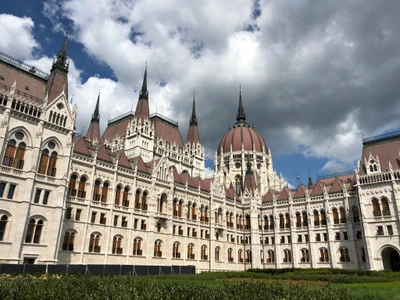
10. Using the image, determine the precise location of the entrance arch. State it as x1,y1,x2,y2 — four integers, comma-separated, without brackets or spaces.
381,246,400,271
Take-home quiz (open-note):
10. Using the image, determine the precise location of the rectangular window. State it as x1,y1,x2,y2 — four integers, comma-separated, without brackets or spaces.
343,232,348,240
356,231,362,239
91,212,97,223
75,209,82,221
34,189,42,203
141,220,146,230
316,233,321,241
43,191,50,205
65,208,72,220
0,182,6,197
287,235,291,243
387,225,393,236
100,213,106,224
323,233,328,241
7,184,16,199
134,218,138,229
121,216,127,227
377,226,384,236
304,235,309,243
280,236,285,244
114,215,118,226
335,232,340,240
297,235,302,243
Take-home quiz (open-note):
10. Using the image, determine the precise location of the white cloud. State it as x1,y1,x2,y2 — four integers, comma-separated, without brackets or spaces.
204,167,214,179
0,14,39,59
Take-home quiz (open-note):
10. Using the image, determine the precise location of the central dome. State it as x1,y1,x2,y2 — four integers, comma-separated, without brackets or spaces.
218,90,268,154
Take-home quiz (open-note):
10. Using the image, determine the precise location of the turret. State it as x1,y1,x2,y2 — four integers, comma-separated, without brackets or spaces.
86,92,101,143
134,65,150,123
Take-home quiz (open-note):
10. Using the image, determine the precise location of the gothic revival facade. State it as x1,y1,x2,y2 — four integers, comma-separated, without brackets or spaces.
0,36,399,271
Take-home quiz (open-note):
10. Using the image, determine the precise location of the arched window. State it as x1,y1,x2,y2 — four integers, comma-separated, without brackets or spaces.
313,210,320,226
47,151,57,176
122,187,130,207
2,139,16,167
228,248,234,262
352,206,360,223
68,174,77,196
201,245,208,260
279,214,284,229
332,208,339,224
154,240,162,257
135,190,141,209
320,209,326,225
300,249,309,262
381,198,390,216
319,248,329,262
302,211,308,227
133,238,142,256
235,175,242,195
188,244,195,259
159,194,167,213
283,249,292,263
238,249,243,262
215,247,220,262
192,203,197,220
173,198,178,217
245,215,251,230
361,247,366,262
267,250,275,263
77,177,87,198
115,185,122,205
3,131,27,169
38,149,49,175
269,215,274,230
296,212,301,228
285,213,290,228
62,231,75,251
245,250,252,263
13,142,26,169
89,234,101,252
101,182,109,203
204,206,209,223
173,242,180,258
93,180,101,201
372,199,380,217
0,215,9,241
142,191,148,210
38,141,58,176
340,247,350,262
339,207,346,223
112,235,123,254
25,218,44,244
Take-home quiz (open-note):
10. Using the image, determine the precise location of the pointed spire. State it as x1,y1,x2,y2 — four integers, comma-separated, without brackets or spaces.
139,63,148,99
190,91,198,126
91,90,100,122
236,84,246,122
52,32,69,72
308,169,313,187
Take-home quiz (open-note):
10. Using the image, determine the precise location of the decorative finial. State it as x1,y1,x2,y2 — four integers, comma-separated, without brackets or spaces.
139,63,148,99
190,91,198,126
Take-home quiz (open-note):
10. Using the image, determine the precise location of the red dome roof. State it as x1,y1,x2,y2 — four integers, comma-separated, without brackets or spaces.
218,122,268,153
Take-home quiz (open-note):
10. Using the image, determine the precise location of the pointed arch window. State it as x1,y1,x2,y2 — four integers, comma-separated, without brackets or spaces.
279,214,284,229
77,177,87,198
142,191,148,210
269,215,274,230
300,249,309,263
47,151,57,176
302,211,308,227
115,185,122,205
319,248,329,262
188,244,195,259
173,199,178,216
135,190,141,209
372,199,380,216
238,249,243,263
62,231,75,251
215,246,220,262
285,213,290,228
340,247,350,262
25,218,44,244
245,250,252,263
133,238,142,256
201,245,208,260
112,235,123,254
283,249,291,263
101,182,109,203
89,234,101,252
68,174,77,196
0,215,9,241
38,141,58,176
3,131,27,169
267,250,275,263
320,209,326,225
381,198,390,216
313,210,320,226
93,180,101,201
352,206,360,223
332,208,339,224
228,248,234,262
173,242,180,258
2,139,16,167
339,207,347,223
296,212,301,228
122,187,129,207
245,215,251,230
154,240,162,257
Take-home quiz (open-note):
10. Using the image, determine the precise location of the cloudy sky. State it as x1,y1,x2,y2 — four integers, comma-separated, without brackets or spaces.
1,0,400,186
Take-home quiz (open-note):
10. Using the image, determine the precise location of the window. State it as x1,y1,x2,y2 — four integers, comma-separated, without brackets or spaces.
280,236,285,244
114,215,119,226
112,236,123,254
141,220,146,230
304,235,309,243
361,247,366,262
75,209,82,221
343,232,348,240
228,248,234,262
296,212,301,228
0,215,9,241
93,180,101,201
332,208,339,224
279,214,284,229
77,177,87,198
173,242,180,258
122,187,129,207
339,207,347,223
269,215,274,229
267,250,275,263
285,213,290,228
302,211,308,227
387,225,394,236
297,235,302,243
215,247,220,261
0,182,6,198
133,238,142,256
319,248,329,262
335,232,340,240
316,233,321,242
62,231,75,251
356,231,362,239
377,226,384,235
34,189,42,203
352,206,360,223
142,191,148,210
340,248,350,262
7,184,16,199
25,218,44,244
91,212,97,223
89,234,101,252
154,240,162,257
135,190,141,209
101,182,109,202
313,210,319,226
43,191,50,205
381,198,391,216
300,249,309,263
188,244,195,259
320,210,326,225
3,133,27,169
201,245,208,260
372,199,381,217
65,208,72,220
68,175,77,196
115,185,122,205
323,233,327,241
245,250,252,263
38,141,58,176
121,217,127,227
283,249,291,263
100,213,106,225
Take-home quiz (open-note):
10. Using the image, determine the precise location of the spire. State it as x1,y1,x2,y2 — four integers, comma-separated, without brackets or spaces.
139,63,148,99
52,32,69,72
236,84,246,122
308,169,313,187
190,91,198,126
92,91,100,122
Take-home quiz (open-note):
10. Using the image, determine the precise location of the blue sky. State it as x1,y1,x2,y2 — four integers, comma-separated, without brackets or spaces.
2,0,400,187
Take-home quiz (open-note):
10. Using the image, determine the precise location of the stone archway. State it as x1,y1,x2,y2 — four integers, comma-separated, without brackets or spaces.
381,246,400,271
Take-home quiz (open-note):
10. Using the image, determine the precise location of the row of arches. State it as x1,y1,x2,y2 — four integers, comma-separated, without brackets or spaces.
48,110,67,127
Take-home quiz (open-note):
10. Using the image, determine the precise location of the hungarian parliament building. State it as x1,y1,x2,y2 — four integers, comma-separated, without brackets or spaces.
0,35,399,272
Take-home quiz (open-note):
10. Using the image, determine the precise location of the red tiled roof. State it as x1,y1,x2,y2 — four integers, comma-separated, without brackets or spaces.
86,121,100,143
361,136,400,174
262,189,274,202
278,187,290,200
192,177,209,191
328,179,343,194
130,156,149,174
180,173,197,188
186,124,200,145
100,117,131,143
218,122,268,153
225,186,236,199
310,182,324,196
153,118,184,148
201,178,213,192
293,185,307,198
46,70,68,104
134,98,150,123
0,63,46,104
96,144,113,163
73,136,91,156
118,151,132,169
244,173,257,196
171,166,183,184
